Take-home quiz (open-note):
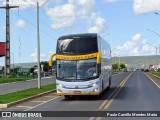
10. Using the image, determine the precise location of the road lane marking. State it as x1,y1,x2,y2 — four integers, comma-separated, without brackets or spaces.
16,106,33,109
99,72,133,109
31,101,45,103
104,73,132,109
144,73,160,89
1,96,60,120
44,96,54,97
89,72,133,120
96,117,102,120
89,117,95,120
24,96,60,111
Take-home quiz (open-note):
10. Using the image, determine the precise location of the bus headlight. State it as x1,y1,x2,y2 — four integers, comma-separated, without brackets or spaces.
92,83,97,87
94,88,99,92
57,84,63,88
92,81,99,87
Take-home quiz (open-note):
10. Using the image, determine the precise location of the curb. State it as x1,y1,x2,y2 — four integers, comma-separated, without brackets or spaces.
0,89,56,109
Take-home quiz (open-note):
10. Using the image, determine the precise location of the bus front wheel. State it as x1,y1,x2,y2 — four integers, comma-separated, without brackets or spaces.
64,95,70,99
108,77,112,89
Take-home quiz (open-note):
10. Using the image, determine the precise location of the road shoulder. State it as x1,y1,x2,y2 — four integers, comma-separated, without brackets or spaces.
144,72,160,89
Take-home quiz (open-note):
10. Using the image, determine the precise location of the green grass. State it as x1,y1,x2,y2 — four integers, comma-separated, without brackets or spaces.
0,77,34,84
0,84,56,104
150,71,160,78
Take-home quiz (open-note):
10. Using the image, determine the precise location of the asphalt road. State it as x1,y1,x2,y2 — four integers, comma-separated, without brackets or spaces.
0,77,56,95
1,71,160,120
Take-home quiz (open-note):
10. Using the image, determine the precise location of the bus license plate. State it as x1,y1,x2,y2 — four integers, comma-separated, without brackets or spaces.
73,91,81,94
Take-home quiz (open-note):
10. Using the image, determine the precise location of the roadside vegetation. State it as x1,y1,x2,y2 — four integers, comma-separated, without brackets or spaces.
112,63,126,72
0,84,56,104
150,71,160,78
0,77,34,84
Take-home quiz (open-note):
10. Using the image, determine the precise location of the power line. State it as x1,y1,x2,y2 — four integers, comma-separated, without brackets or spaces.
12,12,58,41
9,11,55,49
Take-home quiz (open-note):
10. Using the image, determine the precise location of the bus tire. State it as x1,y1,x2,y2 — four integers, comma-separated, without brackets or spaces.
101,81,104,92
108,77,111,89
64,95,70,99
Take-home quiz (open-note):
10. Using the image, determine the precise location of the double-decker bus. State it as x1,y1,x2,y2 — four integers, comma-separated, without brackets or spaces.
49,33,112,99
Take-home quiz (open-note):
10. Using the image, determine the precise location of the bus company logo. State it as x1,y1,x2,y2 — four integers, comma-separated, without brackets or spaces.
2,112,11,117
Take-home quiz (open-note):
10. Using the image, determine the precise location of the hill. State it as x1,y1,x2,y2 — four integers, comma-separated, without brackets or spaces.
112,55,160,69
1,55,160,69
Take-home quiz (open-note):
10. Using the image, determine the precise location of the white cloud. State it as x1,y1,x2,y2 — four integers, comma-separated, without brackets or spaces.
47,4,76,17
88,13,106,33
133,0,160,14
68,0,96,18
113,34,155,56
46,0,106,32
47,3,76,29
15,20,26,28
31,48,46,61
132,33,141,41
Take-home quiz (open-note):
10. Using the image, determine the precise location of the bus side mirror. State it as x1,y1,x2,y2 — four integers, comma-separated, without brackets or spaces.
49,54,56,66
96,52,101,64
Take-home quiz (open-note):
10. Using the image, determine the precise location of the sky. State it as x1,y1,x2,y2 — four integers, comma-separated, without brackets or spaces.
0,0,160,65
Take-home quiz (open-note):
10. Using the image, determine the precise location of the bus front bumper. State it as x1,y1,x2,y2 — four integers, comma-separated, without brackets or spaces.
57,92,101,96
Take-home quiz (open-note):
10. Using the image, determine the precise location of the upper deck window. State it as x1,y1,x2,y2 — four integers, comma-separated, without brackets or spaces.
57,36,98,55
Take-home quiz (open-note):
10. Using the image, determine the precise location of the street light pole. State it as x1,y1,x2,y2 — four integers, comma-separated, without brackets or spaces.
147,28,160,65
36,0,50,89
37,2,41,89
147,28,160,37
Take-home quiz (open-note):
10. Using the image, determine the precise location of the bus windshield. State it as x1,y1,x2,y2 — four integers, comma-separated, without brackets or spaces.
57,59,97,80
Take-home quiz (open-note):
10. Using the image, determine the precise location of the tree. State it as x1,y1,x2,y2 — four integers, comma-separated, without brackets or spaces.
120,63,126,69
41,61,56,72
41,61,49,72
30,65,37,73
112,63,126,71
112,63,118,71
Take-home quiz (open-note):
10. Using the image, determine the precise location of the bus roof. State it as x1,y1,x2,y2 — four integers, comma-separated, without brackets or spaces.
58,33,98,40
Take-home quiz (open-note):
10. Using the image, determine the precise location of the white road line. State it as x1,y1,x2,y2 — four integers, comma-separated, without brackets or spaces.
144,73,160,89
89,117,95,120
24,96,60,111
16,106,33,109
96,117,102,120
1,96,60,120
44,96,54,97
31,101,45,103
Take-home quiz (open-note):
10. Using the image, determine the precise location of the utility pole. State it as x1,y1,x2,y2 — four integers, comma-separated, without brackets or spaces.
0,0,18,77
11,53,14,74
36,0,50,89
37,2,41,89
